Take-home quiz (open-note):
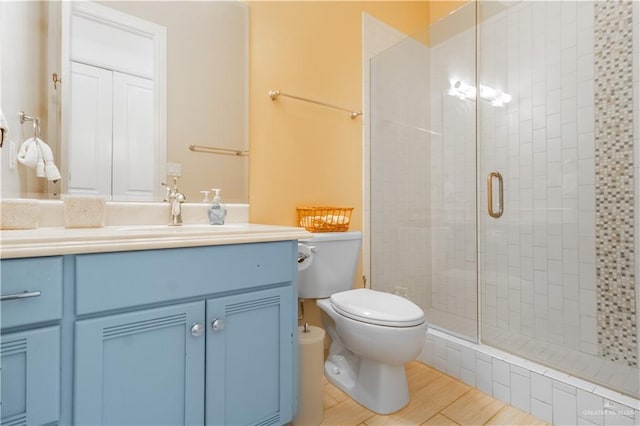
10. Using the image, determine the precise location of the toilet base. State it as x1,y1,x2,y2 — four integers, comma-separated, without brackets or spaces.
324,352,410,415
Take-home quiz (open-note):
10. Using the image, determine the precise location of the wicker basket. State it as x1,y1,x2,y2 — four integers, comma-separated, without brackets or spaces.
296,206,353,232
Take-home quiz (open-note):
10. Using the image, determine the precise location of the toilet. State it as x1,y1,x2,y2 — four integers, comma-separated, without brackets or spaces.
297,231,428,414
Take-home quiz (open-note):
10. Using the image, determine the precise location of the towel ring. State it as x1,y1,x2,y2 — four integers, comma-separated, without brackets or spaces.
18,111,41,140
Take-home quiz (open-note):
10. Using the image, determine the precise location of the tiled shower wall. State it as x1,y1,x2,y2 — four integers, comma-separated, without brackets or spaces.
428,6,478,330
369,0,639,401
369,32,432,311
479,0,602,357
635,0,640,364
594,0,636,368
477,0,638,395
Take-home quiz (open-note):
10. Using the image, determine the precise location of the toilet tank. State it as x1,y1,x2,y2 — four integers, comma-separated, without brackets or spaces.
297,231,362,299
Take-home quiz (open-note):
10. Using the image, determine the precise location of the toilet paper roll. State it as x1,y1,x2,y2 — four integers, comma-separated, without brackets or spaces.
297,243,313,271
294,325,325,426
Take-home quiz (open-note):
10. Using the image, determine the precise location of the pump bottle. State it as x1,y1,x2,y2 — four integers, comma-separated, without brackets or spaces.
208,188,227,225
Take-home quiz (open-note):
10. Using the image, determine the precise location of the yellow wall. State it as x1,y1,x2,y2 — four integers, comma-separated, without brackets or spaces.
248,2,429,328
248,1,429,230
247,1,461,328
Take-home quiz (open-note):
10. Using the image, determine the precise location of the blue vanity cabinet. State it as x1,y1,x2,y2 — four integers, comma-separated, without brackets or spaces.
206,286,294,426
73,301,205,426
1,239,298,426
72,240,297,425
0,326,61,426
1,256,63,426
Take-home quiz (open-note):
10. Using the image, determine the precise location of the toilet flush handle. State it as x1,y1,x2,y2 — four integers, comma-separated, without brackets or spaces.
297,244,317,263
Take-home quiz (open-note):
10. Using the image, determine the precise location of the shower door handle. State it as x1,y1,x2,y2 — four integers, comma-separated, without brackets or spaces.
487,171,504,219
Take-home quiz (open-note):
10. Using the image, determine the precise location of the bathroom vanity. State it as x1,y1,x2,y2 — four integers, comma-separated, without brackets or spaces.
0,224,308,426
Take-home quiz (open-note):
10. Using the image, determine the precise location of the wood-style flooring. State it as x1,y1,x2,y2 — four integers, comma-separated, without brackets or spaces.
321,361,548,426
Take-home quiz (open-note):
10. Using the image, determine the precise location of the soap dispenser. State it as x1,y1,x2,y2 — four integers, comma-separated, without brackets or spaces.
208,188,227,225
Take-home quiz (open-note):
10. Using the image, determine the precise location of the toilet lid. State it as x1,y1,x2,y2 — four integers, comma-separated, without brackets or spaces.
330,288,425,327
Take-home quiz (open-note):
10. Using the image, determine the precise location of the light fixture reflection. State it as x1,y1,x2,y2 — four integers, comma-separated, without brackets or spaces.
448,79,512,107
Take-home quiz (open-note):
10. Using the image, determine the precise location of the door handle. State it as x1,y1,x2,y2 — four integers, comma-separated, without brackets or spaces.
487,171,504,219
0,290,41,301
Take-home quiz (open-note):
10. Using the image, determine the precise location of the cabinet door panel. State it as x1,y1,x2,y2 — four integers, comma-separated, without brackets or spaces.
206,286,294,426
74,302,204,426
1,326,60,426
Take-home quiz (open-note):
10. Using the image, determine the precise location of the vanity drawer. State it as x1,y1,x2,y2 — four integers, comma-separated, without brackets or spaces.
1,257,64,330
75,241,295,315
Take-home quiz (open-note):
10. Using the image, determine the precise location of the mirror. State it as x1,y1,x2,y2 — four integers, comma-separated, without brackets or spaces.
0,1,248,203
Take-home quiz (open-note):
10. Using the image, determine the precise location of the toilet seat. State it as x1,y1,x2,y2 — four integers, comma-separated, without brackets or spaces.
330,288,425,327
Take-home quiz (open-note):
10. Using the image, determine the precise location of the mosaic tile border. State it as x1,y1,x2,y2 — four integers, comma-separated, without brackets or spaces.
594,0,637,367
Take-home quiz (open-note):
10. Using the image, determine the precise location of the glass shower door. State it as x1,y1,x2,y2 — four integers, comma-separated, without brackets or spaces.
478,0,640,398
369,2,478,342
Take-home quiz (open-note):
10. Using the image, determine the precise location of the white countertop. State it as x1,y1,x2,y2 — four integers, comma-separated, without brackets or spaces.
0,224,311,259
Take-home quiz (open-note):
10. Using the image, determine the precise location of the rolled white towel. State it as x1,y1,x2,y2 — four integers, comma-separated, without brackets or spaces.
299,215,324,228
17,137,38,168
36,138,61,181
323,214,350,225
17,137,61,182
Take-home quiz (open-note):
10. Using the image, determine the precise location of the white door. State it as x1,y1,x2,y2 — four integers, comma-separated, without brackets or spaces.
67,62,113,197
112,72,155,201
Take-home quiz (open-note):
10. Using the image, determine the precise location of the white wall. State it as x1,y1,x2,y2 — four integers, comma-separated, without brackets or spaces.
0,1,48,198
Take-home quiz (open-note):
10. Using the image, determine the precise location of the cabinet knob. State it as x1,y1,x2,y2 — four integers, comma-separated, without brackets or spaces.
191,323,204,337
211,318,225,332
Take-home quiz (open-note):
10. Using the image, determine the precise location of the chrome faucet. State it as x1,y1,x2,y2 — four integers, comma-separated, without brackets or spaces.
163,177,186,226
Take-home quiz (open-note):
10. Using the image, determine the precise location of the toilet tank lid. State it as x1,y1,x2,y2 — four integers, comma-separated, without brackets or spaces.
301,231,362,243
330,288,425,327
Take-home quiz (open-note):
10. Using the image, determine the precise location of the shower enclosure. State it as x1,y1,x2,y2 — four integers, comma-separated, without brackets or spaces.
369,0,639,401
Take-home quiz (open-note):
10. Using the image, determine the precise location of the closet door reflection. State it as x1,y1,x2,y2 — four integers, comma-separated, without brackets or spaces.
112,72,154,201
67,62,113,197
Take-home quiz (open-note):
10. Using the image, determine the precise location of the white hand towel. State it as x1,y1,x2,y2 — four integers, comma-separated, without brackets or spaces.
17,137,62,182
0,108,8,147
36,138,61,181
17,137,38,168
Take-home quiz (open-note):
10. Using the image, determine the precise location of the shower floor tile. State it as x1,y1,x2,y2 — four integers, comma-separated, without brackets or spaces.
320,361,548,426
482,325,640,397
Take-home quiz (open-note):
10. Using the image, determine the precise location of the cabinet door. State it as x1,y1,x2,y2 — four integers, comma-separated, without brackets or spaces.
1,326,60,426
74,302,205,426
67,61,113,197
112,72,156,201
206,286,294,426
